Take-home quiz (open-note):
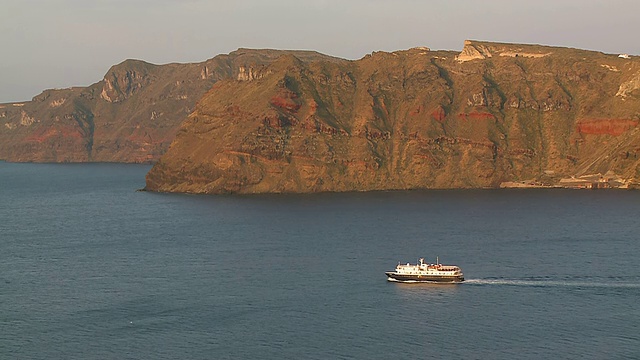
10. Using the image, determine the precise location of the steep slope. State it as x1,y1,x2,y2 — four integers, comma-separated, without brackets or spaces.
145,41,640,193
0,49,344,162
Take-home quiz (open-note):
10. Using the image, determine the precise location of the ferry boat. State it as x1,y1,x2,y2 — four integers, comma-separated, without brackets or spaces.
385,257,464,283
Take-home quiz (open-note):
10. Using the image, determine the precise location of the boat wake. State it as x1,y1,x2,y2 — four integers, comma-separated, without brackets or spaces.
465,278,640,289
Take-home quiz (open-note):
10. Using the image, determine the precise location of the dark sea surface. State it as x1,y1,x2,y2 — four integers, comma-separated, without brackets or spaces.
1,163,639,359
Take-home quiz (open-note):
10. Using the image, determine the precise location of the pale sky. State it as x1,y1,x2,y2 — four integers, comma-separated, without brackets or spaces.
1,0,639,103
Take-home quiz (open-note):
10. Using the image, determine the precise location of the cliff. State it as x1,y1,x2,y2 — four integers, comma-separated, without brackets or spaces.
144,41,640,193
0,49,344,162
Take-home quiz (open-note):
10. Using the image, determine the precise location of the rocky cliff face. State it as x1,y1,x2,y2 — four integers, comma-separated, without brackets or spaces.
0,49,343,162
144,41,640,193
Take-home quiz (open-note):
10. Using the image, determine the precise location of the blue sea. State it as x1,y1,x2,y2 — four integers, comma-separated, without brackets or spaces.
1,163,639,359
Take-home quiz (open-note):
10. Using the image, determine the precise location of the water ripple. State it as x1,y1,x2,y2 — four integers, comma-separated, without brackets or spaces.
465,277,640,289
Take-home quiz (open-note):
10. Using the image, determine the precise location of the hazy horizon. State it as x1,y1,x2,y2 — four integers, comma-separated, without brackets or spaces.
2,0,639,103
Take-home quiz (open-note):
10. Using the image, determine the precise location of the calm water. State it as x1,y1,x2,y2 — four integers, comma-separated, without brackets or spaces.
1,163,639,359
